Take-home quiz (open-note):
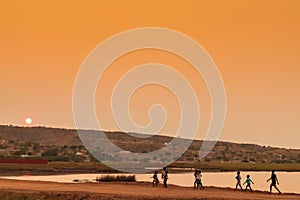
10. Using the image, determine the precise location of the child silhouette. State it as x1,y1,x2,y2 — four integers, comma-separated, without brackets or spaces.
243,174,254,192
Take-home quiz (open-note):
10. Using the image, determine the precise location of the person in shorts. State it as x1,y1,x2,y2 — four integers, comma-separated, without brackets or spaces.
243,174,254,192
152,170,159,187
235,170,243,191
267,170,281,194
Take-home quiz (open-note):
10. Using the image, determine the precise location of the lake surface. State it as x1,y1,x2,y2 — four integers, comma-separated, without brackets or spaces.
2,171,299,194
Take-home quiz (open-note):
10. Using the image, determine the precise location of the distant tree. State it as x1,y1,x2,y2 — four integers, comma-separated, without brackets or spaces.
89,154,99,162
12,151,22,156
42,148,58,156
33,143,40,151
8,140,15,144
24,142,32,148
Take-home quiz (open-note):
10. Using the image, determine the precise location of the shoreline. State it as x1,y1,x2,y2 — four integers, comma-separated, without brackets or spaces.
1,162,300,176
1,169,300,177
0,178,299,200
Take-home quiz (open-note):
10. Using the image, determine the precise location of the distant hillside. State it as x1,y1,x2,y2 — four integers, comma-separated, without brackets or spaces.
0,125,300,164
0,126,81,146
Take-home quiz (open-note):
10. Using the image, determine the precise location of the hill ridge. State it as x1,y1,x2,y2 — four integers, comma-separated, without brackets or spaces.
0,125,300,165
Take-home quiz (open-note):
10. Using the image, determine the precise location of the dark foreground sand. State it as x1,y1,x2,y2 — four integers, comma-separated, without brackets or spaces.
0,178,299,200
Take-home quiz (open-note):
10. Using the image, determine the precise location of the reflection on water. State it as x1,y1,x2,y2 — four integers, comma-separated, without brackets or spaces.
2,171,299,194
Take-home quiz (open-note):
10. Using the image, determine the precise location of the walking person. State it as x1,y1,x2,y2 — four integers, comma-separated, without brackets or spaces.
197,170,204,189
267,170,281,194
235,170,243,191
193,169,198,189
152,170,159,187
161,167,167,179
243,174,254,192
163,170,168,188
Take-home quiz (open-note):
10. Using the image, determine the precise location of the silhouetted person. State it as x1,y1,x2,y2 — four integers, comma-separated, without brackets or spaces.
195,170,204,189
161,167,167,179
235,170,243,191
267,170,281,194
163,170,168,188
193,170,198,189
152,170,159,187
243,174,254,192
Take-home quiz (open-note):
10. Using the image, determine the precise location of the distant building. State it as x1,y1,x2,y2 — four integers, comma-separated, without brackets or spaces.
119,150,130,154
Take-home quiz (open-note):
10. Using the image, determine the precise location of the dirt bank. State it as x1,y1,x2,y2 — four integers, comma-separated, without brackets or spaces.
0,178,299,200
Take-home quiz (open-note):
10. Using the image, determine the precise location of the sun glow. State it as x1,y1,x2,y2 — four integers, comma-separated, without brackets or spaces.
25,117,32,125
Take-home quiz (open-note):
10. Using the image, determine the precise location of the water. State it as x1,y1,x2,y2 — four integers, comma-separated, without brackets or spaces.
2,171,299,194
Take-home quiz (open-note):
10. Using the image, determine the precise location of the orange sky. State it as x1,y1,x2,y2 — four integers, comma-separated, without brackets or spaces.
0,0,300,148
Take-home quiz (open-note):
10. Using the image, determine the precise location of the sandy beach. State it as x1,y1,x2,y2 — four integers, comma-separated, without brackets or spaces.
0,178,299,200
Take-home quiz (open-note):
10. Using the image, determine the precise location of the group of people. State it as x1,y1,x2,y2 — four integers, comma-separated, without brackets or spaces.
152,167,168,188
153,168,282,194
235,170,281,194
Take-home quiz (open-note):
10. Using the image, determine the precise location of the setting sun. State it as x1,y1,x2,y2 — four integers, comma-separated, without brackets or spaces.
25,117,32,125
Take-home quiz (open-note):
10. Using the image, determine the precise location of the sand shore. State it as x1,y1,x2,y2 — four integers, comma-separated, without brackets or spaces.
0,178,299,200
